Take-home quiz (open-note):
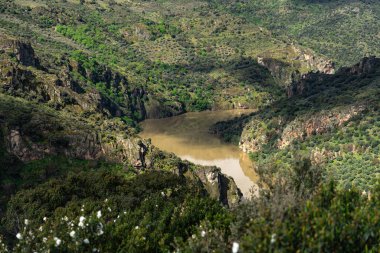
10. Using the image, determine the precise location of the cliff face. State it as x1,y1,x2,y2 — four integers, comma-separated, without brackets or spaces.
238,56,379,155
277,105,366,149
288,56,380,98
0,36,241,206
257,44,335,95
0,36,39,67
1,106,241,206
189,166,242,206
0,36,148,121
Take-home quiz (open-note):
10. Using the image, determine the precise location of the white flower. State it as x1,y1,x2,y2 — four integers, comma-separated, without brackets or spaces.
108,207,112,212
43,217,47,222
69,231,76,238
54,237,61,247
43,237,47,243
64,216,69,222
135,226,139,230
16,233,22,240
232,242,239,253
93,248,98,252
79,216,86,228
81,208,84,212
105,198,108,202
201,230,206,237
39,226,43,232
97,210,102,218
83,238,90,244
24,219,29,226
161,191,165,197
270,233,276,244
192,234,196,239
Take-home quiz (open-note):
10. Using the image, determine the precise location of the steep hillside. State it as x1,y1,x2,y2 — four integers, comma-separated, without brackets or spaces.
0,34,243,246
0,0,379,251
210,0,380,67
212,57,380,191
0,0,339,116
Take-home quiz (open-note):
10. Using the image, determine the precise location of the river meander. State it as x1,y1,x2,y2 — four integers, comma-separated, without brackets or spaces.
139,110,259,196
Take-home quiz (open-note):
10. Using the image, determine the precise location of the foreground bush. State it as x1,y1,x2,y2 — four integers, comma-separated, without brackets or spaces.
4,169,379,252
178,182,380,253
3,170,231,252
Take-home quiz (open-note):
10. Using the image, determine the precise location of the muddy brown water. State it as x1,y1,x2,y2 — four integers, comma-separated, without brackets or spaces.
139,110,259,197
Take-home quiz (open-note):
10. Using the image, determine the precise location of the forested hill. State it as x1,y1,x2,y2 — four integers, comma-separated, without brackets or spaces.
210,0,380,67
0,0,348,118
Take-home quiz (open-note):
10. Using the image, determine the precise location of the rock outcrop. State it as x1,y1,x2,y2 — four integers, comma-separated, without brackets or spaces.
0,35,243,206
341,56,380,75
0,35,148,120
238,57,379,154
0,35,39,67
191,166,242,206
257,44,335,96
0,93,242,206
277,105,366,149
287,56,380,97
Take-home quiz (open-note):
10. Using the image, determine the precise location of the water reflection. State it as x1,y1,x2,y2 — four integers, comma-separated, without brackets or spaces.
139,110,259,196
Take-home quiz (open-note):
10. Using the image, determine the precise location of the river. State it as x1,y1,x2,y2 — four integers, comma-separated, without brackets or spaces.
139,110,259,197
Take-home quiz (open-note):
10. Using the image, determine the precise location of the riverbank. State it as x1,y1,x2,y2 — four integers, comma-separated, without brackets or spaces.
139,110,259,196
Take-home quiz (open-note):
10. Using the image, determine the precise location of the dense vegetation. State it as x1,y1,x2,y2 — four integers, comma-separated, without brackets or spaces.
1,156,379,252
212,57,380,191
0,0,288,116
1,0,380,252
210,0,380,67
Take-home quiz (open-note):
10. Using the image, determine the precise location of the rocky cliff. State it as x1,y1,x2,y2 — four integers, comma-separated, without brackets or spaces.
0,36,242,206
287,56,380,98
239,56,380,154
0,97,241,206
216,56,380,191
257,44,335,95
0,35,149,121
212,57,379,161
277,105,367,149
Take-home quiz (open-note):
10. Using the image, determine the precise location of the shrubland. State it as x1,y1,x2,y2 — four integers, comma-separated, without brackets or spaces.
1,0,380,251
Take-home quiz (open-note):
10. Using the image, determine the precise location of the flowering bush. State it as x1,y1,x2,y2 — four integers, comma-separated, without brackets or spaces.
2,165,379,252
176,182,380,253
5,170,231,252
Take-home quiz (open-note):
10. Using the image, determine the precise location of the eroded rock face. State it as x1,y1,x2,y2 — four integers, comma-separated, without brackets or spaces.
0,36,242,206
287,56,380,98
257,45,335,91
13,41,39,67
238,57,379,155
3,124,242,206
343,56,380,75
188,166,242,207
277,105,366,149
238,104,367,155
0,35,149,121
291,45,335,75
239,116,284,153
0,35,39,67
